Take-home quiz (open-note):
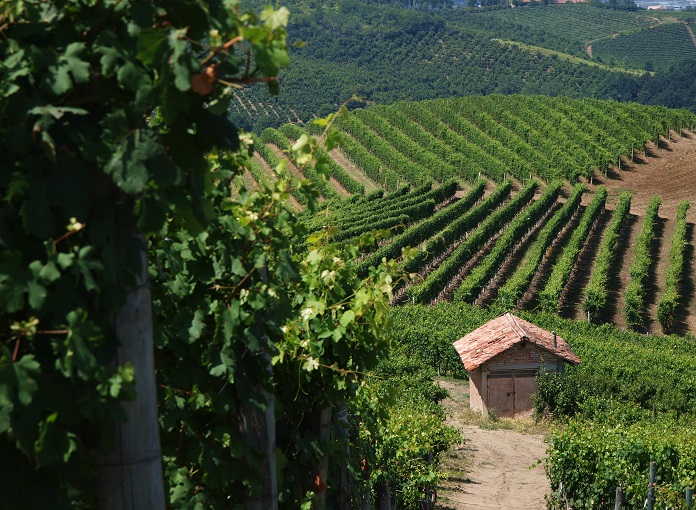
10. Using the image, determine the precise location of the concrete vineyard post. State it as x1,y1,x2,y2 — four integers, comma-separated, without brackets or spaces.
647,461,656,510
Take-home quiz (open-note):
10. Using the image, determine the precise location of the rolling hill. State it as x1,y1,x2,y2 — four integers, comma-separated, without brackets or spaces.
232,1,696,131
243,96,696,335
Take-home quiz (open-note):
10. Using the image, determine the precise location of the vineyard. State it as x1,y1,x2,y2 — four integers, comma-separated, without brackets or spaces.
244,95,696,337
592,22,696,71
465,3,657,56
231,1,696,132
7,1,696,509
389,302,696,509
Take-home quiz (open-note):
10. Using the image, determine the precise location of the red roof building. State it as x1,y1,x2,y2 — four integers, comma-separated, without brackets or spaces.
452,312,580,417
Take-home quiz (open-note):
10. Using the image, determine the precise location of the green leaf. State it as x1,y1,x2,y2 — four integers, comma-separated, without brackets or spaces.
168,29,194,92
0,393,12,433
188,309,205,341
37,260,61,284
109,375,122,398
261,6,290,30
26,280,47,310
210,364,226,377
28,105,88,119
0,251,28,314
0,354,41,406
138,30,169,66
324,127,343,151
105,129,161,194
0,49,30,98
231,258,246,277
56,311,101,380
75,246,103,292
96,31,152,93
169,467,196,504
45,42,90,95
56,252,74,270
340,310,356,328
34,413,78,466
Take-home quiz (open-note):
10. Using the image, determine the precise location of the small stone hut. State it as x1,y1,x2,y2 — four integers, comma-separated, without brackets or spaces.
452,312,580,418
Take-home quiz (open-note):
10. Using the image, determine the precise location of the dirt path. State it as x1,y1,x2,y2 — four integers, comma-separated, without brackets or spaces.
252,155,302,211
436,378,549,510
329,148,379,193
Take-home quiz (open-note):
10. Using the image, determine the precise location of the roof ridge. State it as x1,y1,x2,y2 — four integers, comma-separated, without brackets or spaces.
504,312,528,340
512,314,530,339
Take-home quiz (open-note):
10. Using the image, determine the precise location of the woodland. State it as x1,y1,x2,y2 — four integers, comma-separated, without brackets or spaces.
3,0,696,509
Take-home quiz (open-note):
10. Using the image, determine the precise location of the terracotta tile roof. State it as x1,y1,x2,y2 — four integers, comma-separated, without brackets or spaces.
452,312,580,371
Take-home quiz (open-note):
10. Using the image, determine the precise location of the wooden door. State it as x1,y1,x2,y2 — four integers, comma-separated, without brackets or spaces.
487,369,539,417
513,370,538,416
487,372,514,417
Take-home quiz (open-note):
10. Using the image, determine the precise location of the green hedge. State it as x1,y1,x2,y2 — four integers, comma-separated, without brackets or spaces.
547,418,696,510
657,200,691,332
539,186,607,313
583,191,632,320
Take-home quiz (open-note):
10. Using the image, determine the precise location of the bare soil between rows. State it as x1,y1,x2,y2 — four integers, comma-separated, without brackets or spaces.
328,129,696,333
585,132,696,333
589,132,696,223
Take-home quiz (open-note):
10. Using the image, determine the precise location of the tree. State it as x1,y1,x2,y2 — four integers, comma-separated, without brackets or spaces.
0,1,289,507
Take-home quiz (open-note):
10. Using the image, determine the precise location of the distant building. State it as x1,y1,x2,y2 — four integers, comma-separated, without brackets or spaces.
453,312,580,418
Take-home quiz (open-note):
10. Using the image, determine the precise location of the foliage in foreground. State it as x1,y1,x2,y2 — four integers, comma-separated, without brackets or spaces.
358,354,460,508
1,0,290,505
546,413,696,510
1,1,455,508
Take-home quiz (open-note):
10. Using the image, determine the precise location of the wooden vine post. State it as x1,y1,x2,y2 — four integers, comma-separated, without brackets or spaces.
687,487,693,509
647,461,656,510
98,241,165,510
614,486,623,510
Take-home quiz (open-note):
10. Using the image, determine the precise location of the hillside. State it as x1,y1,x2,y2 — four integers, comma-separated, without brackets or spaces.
231,1,696,131
246,96,696,335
